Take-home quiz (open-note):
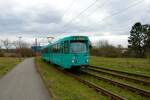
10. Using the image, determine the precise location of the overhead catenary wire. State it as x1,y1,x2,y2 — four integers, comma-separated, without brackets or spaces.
37,0,144,45
61,0,77,19
60,0,99,32
91,0,143,25
77,0,143,33
74,0,109,22
87,0,143,27
57,0,143,34
52,0,144,35
64,0,109,32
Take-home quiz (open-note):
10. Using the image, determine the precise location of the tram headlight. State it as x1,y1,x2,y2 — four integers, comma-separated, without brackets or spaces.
72,56,76,63
86,59,88,63
72,59,75,63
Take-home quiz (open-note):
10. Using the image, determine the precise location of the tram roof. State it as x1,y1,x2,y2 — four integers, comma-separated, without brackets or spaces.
41,36,89,49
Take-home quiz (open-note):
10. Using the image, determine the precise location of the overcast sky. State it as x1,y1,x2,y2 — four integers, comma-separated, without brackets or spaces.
0,0,150,47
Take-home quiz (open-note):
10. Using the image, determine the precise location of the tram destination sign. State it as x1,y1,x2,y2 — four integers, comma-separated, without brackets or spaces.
73,36,86,40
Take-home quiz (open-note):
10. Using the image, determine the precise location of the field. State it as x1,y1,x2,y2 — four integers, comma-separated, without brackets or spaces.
90,56,150,76
35,56,150,100
35,57,107,100
0,57,20,77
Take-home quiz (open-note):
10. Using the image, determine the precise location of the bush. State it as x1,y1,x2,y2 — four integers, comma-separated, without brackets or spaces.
0,52,4,57
91,47,122,57
90,41,123,57
19,48,34,57
145,49,150,62
3,53,18,57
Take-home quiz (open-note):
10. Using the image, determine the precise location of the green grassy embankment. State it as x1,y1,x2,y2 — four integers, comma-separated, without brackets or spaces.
0,57,20,77
35,57,107,100
90,56,150,76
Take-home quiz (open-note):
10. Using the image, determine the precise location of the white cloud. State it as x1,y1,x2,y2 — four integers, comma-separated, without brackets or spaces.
0,0,149,47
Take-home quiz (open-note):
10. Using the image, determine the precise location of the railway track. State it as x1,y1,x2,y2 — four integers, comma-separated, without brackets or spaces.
55,67,125,100
88,65,150,86
81,70,150,97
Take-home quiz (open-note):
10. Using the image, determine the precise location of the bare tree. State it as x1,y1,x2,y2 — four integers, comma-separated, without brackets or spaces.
0,45,3,57
13,40,32,57
91,40,123,57
0,41,1,51
1,39,11,52
96,40,109,48
13,40,30,49
0,45,2,52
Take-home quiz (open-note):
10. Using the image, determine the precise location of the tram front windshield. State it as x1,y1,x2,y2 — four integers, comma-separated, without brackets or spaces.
70,40,87,53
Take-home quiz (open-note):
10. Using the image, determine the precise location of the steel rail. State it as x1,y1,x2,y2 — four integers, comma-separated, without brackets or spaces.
89,65,150,80
82,70,150,97
55,67,125,100
88,66,150,86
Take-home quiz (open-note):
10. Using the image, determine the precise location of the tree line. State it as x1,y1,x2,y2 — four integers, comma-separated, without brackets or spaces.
0,22,149,58
91,22,150,58
90,40,126,57
0,39,34,57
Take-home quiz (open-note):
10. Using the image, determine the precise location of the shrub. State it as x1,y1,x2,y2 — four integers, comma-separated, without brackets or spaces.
0,52,4,57
90,41,123,57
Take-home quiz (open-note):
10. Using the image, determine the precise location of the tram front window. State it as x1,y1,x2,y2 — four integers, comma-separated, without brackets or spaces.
70,41,87,53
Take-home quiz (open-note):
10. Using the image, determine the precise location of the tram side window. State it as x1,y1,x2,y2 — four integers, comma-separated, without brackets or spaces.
41,49,44,53
64,41,69,53
49,46,52,52
61,42,64,53
44,48,48,53
52,45,57,53
57,43,61,53
55,44,57,53
52,44,61,53
52,45,54,53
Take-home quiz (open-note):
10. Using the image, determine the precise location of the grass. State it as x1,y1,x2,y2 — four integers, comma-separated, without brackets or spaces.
80,74,149,100
35,57,107,100
90,56,150,76
0,57,20,77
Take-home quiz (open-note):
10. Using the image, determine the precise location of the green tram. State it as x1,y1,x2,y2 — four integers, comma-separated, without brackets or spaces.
41,36,90,69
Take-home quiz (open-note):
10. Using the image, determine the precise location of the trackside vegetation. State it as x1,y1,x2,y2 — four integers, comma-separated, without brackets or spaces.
35,57,107,100
80,74,149,100
90,56,150,76
0,57,20,77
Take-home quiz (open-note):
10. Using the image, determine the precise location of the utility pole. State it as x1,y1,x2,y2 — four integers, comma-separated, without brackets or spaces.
35,38,37,56
18,36,22,61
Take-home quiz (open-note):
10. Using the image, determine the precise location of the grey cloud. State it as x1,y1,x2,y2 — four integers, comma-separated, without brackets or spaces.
0,0,149,37
34,9,62,24
0,13,27,33
0,3,63,33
